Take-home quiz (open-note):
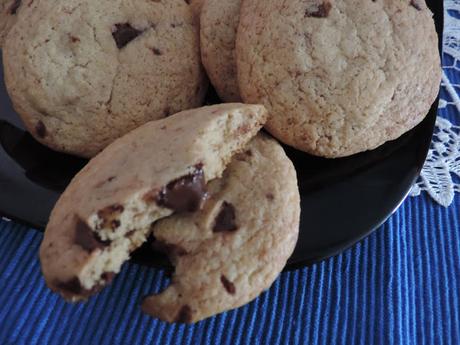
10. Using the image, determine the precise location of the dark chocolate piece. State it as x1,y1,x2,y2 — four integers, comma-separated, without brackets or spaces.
410,0,422,10
8,0,21,15
305,2,332,18
221,275,236,294
157,165,207,212
213,201,237,232
175,305,192,323
151,47,162,55
56,277,82,295
75,218,110,252
152,240,187,257
35,121,47,138
112,23,144,49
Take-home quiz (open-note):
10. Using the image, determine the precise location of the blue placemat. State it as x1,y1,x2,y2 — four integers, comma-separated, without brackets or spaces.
1,194,459,344
2,3,460,345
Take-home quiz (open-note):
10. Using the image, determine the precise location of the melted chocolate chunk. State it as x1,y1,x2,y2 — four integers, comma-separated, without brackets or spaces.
35,120,47,138
157,165,207,212
175,305,193,323
305,2,332,18
8,0,21,15
213,202,237,232
112,23,144,49
220,275,236,294
75,218,110,252
410,0,422,10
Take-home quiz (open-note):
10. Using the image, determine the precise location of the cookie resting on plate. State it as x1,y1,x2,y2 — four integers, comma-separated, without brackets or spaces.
3,0,207,158
39,103,267,303
236,0,441,157
143,134,300,323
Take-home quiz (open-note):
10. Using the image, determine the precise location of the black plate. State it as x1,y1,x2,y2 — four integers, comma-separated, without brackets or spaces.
0,0,443,269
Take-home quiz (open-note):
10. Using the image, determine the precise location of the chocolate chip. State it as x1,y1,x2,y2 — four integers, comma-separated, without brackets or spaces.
157,164,207,212
410,0,422,10
175,305,192,323
152,241,187,257
35,120,47,138
183,0,191,4
101,272,115,284
110,220,120,230
57,273,114,297
266,193,275,201
151,47,162,56
220,275,236,294
69,35,80,43
305,2,332,18
97,204,124,230
8,0,21,15
56,277,82,295
213,202,237,232
75,218,110,252
112,23,144,49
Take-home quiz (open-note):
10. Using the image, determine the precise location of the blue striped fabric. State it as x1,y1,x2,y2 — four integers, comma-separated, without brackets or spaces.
0,192,459,344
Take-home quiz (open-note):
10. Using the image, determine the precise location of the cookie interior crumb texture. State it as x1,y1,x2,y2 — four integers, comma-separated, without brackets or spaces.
3,0,208,157
39,103,267,301
142,134,300,323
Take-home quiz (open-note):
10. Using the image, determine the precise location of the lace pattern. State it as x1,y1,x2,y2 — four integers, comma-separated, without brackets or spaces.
410,2,460,206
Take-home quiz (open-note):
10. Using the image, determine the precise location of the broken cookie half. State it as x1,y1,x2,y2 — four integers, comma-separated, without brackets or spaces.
39,103,267,301
142,134,300,323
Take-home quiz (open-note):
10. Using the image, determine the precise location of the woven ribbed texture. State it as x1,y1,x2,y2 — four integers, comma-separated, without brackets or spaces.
0,192,459,344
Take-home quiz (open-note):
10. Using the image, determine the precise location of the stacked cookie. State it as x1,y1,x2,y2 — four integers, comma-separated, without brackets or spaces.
201,0,441,157
0,0,440,323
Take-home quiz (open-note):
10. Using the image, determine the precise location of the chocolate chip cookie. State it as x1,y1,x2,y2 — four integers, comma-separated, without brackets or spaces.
3,0,207,157
200,0,241,102
39,103,267,302
236,0,441,157
142,134,300,323
0,0,24,46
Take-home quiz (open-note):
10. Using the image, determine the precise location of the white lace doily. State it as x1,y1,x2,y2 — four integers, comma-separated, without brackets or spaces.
409,1,460,207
